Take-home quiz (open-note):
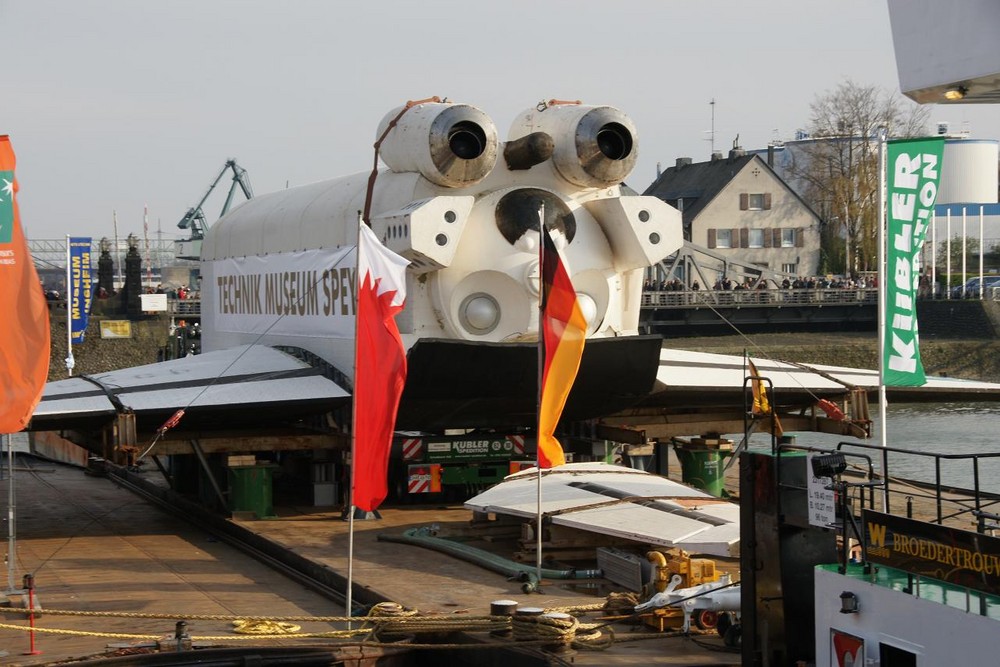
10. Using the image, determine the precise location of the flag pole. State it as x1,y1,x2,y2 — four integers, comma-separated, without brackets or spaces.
65,235,75,377
5,432,17,594
536,203,545,587
931,210,937,298
981,206,986,298
113,210,123,292
346,211,364,625
876,128,888,511
144,204,152,290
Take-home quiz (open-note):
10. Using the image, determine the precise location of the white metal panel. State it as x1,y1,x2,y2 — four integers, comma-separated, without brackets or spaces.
656,348,875,392
40,377,110,400
32,391,116,419
888,0,1000,103
814,567,1000,667
466,462,739,557
82,345,323,389
118,376,345,412
938,141,999,205
675,523,740,557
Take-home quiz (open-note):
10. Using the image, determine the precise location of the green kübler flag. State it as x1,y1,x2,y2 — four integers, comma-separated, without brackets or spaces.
0,170,14,243
883,137,944,387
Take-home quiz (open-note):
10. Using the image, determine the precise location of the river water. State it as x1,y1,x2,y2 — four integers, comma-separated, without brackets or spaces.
737,402,1000,494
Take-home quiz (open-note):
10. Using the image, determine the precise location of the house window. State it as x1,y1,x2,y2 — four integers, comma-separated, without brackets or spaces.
748,229,764,248
716,229,733,248
740,193,772,210
781,262,797,274
879,643,917,667
781,228,796,247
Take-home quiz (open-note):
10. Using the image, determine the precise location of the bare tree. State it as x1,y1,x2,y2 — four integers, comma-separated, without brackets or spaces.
787,80,930,275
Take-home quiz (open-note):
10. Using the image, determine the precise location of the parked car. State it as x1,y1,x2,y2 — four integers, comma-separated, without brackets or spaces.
950,275,1000,299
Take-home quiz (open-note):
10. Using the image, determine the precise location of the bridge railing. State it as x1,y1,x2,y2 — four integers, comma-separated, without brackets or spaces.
641,288,879,309
168,299,201,317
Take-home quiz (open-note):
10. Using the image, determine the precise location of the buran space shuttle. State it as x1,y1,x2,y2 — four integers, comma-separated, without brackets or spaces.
37,99,688,437
34,99,999,443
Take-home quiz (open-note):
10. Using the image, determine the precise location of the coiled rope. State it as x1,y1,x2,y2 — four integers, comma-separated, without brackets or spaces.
231,619,301,634
0,594,693,649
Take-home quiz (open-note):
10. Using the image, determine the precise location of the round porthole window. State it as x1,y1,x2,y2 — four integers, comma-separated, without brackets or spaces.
459,293,501,335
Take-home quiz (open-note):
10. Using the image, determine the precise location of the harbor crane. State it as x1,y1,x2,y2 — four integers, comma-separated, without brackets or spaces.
175,159,253,259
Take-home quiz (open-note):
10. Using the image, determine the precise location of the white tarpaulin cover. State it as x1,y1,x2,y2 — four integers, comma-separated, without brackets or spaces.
465,462,739,557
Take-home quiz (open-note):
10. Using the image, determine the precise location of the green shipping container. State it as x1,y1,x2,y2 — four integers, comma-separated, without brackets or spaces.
227,465,277,519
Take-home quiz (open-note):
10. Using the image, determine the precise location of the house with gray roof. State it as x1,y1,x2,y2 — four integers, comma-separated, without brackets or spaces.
643,150,822,278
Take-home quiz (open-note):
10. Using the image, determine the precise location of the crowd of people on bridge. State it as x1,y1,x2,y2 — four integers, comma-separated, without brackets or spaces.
147,283,200,300
643,274,879,293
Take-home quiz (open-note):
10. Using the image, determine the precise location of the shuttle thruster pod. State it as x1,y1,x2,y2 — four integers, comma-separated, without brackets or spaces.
375,101,499,188
507,101,639,187
370,101,498,274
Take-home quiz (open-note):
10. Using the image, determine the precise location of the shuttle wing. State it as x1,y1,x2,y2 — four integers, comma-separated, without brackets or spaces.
32,345,350,433
646,347,1000,409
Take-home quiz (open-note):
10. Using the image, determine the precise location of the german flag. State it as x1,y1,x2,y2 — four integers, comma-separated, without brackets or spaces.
538,225,587,468
0,136,51,433
748,358,783,437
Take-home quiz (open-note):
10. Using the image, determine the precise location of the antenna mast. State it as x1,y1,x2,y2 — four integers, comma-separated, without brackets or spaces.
710,98,716,156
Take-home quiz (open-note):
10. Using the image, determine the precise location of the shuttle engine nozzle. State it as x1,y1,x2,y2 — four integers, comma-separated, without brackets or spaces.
508,104,638,188
377,101,498,188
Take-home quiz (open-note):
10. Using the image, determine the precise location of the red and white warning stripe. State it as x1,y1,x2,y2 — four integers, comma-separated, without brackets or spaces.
407,464,439,494
408,475,430,494
509,435,525,455
401,438,424,460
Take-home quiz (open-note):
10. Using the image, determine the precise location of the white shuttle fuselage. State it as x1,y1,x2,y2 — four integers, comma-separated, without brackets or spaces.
200,101,682,387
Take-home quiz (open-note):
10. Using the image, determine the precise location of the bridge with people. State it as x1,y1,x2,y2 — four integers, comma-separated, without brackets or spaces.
639,283,880,336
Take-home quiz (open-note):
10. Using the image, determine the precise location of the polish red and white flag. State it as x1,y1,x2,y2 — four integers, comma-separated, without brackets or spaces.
352,223,409,512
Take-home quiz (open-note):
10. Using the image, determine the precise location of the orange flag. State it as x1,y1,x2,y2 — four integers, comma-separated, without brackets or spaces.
538,224,587,468
0,136,51,433
748,358,783,437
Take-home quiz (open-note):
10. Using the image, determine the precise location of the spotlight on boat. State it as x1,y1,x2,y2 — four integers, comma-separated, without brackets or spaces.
943,85,968,101
839,591,859,614
811,452,847,479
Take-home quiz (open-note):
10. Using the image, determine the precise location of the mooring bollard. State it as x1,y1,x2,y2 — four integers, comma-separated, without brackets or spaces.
175,620,191,651
490,599,518,638
23,573,41,656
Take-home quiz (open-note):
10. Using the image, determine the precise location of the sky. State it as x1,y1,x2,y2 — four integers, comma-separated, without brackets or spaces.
3,0,999,242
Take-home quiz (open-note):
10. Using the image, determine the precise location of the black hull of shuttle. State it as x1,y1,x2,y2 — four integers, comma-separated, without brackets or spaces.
397,335,664,430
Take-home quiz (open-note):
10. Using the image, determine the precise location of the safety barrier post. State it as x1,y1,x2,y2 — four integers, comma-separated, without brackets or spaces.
23,573,41,656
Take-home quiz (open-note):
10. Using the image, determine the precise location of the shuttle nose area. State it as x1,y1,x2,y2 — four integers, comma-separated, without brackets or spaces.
426,186,618,343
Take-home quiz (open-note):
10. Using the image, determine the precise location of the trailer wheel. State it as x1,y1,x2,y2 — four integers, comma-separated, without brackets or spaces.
715,611,733,638
694,610,719,630
722,623,741,648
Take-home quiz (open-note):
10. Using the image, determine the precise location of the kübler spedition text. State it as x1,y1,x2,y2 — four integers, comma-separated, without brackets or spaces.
215,268,356,317
886,150,938,375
